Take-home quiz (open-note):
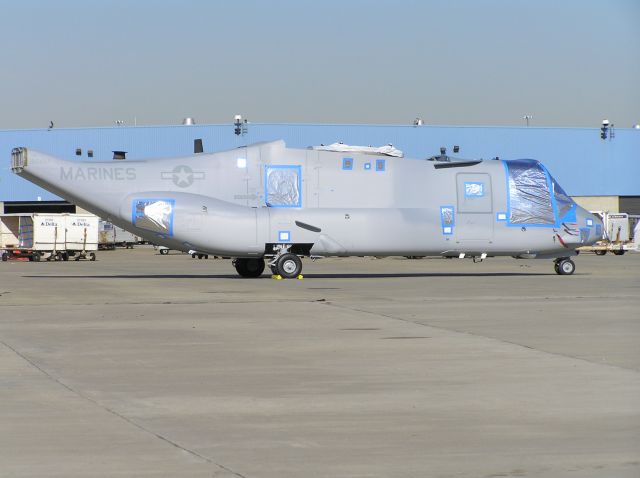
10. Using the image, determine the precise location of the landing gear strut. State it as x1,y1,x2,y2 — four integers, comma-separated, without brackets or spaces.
233,258,266,278
554,258,575,275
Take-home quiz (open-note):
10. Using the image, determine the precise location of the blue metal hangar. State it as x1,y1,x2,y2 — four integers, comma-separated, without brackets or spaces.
0,121,638,214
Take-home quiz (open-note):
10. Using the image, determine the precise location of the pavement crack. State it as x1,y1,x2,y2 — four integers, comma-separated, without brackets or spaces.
321,302,640,374
0,339,249,478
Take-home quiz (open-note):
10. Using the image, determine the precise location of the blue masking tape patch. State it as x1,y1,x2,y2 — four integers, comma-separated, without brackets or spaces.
440,206,455,235
464,182,484,197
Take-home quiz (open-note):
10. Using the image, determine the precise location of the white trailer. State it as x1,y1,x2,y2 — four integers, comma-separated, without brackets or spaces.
64,214,98,261
98,220,139,249
2,213,100,262
114,226,138,248
579,211,638,256
1,213,66,261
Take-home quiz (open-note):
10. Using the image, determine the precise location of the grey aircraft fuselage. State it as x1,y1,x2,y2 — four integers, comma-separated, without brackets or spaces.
10,140,602,276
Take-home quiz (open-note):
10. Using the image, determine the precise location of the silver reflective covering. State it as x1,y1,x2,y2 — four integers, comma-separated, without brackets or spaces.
133,199,174,235
266,167,300,207
312,143,404,157
551,177,574,219
506,160,554,225
441,206,454,225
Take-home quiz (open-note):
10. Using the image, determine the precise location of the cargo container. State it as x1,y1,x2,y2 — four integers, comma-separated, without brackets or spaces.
578,211,639,255
65,214,98,260
114,226,138,248
1,213,66,261
98,220,116,249
0,215,20,249
98,220,139,249
1,213,99,261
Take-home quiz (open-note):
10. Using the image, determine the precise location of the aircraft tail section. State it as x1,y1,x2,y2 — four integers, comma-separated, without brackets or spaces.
10,148,267,255
11,147,83,203
11,147,138,219
11,147,28,171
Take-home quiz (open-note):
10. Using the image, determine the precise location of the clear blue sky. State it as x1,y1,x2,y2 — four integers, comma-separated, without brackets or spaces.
1,0,638,129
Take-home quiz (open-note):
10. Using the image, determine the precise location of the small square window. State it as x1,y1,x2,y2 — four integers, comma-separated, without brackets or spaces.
342,158,353,170
87,150,94,158
75,148,82,156
364,162,372,170
375,159,385,171
278,230,291,242
464,182,484,197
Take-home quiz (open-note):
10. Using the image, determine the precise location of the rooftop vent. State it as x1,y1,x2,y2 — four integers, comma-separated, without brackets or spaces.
182,117,196,125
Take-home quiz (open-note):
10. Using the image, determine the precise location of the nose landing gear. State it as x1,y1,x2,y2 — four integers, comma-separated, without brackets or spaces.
272,253,303,279
554,258,575,275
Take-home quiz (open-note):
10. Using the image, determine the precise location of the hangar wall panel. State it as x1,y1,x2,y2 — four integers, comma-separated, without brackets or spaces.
619,196,640,215
572,196,620,213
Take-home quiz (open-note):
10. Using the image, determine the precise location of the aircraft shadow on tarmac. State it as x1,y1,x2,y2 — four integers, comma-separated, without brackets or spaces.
23,271,554,280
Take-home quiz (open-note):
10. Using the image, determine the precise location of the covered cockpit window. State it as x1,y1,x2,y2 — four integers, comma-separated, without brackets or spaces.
505,159,555,225
551,176,575,220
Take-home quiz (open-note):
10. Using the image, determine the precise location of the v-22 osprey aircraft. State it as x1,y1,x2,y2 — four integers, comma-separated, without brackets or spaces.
11,140,602,278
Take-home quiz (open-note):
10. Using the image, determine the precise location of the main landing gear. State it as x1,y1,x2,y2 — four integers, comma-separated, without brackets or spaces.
232,253,304,279
233,258,266,278
554,257,575,275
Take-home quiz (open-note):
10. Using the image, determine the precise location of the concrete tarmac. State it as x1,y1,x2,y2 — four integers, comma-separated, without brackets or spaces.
1,249,639,477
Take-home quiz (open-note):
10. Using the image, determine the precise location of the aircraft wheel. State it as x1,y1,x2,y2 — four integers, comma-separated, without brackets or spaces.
33,252,41,262
2,252,8,262
275,253,302,279
612,250,626,256
234,258,265,278
556,259,575,275
89,252,96,261
61,252,69,261
160,248,169,255
594,250,607,256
